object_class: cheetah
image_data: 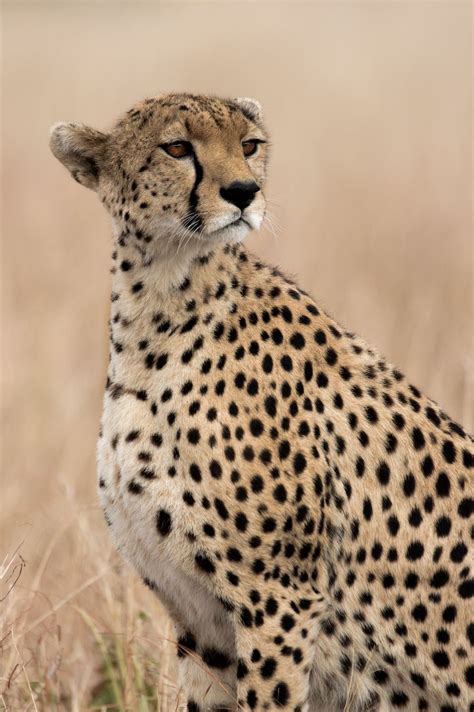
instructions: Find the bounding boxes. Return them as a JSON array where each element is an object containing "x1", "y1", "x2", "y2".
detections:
[{"x1": 50, "y1": 93, "x2": 473, "y2": 712}]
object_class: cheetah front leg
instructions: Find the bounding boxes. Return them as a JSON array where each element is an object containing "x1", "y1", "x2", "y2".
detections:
[
  {"x1": 142, "y1": 566, "x2": 237, "y2": 710},
  {"x1": 176, "y1": 620, "x2": 237, "y2": 712},
  {"x1": 233, "y1": 597, "x2": 316, "y2": 712}
]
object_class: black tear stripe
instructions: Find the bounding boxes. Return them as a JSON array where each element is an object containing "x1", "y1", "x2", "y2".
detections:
[{"x1": 183, "y1": 151, "x2": 204, "y2": 232}]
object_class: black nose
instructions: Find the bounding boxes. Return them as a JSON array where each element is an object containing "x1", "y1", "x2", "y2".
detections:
[{"x1": 220, "y1": 181, "x2": 260, "y2": 211}]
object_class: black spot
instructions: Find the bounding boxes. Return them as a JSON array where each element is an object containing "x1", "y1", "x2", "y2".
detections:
[
  {"x1": 209, "y1": 460, "x2": 222, "y2": 479},
  {"x1": 430, "y1": 569, "x2": 449, "y2": 588},
  {"x1": 317, "y1": 372, "x2": 328, "y2": 388},
  {"x1": 180, "y1": 315, "x2": 198, "y2": 334},
  {"x1": 450, "y1": 542, "x2": 467, "y2": 563},
  {"x1": 187, "y1": 428, "x2": 200, "y2": 444},
  {"x1": 387, "y1": 515, "x2": 400, "y2": 536},
  {"x1": 325, "y1": 348, "x2": 338, "y2": 366},
  {"x1": 314, "y1": 329, "x2": 327, "y2": 345},
  {"x1": 442, "y1": 605, "x2": 457, "y2": 623},
  {"x1": 402, "y1": 473, "x2": 416, "y2": 497},
  {"x1": 293, "y1": 452, "x2": 307, "y2": 474},
  {"x1": 442, "y1": 440, "x2": 456, "y2": 463},
  {"x1": 432, "y1": 650, "x2": 449, "y2": 668},
  {"x1": 390, "y1": 691, "x2": 409, "y2": 707},
  {"x1": 127, "y1": 480, "x2": 143, "y2": 494},
  {"x1": 363, "y1": 498, "x2": 373, "y2": 521},
  {"x1": 435, "y1": 516, "x2": 452, "y2": 537},
  {"x1": 271, "y1": 328, "x2": 283, "y2": 345},
  {"x1": 215, "y1": 498, "x2": 229, "y2": 520},
  {"x1": 412, "y1": 427, "x2": 425, "y2": 450},
  {"x1": 356, "y1": 457, "x2": 365, "y2": 478},
  {"x1": 365, "y1": 406, "x2": 378, "y2": 424},
  {"x1": 459, "y1": 578, "x2": 474, "y2": 599},
  {"x1": 240, "y1": 606, "x2": 253, "y2": 627},
  {"x1": 410, "y1": 672, "x2": 426, "y2": 689},
  {"x1": 340, "y1": 654, "x2": 351, "y2": 675},
  {"x1": 195, "y1": 552, "x2": 215, "y2": 574},
  {"x1": 237, "y1": 659, "x2": 249, "y2": 679},
  {"x1": 156, "y1": 509, "x2": 172, "y2": 536},
  {"x1": 262, "y1": 354, "x2": 274, "y2": 373},
  {"x1": 392, "y1": 412, "x2": 405, "y2": 430},
  {"x1": 235, "y1": 512, "x2": 248, "y2": 532},
  {"x1": 458, "y1": 498, "x2": 473, "y2": 518},
  {"x1": 290, "y1": 332, "x2": 305, "y2": 350},
  {"x1": 465, "y1": 664, "x2": 474, "y2": 686},
  {"x1": 446, "y1": 682, "x2": 461, "y2": 698},
  {"x1": 202, "y1": 647, "x2": 232, "y2": 669},
  {"x1": 183, "y1": 491, "x2": 195, "y2": 506},
  {"x1": 247, "y1": 379, "x2": 259, "y2": 396},
  {"x1": 411, "y1": 603, "x2": 427, "y2": 622},
  {"x1": 251, "y1": 475, "x2": 264, "y2": 493},
  {"x1": 409, "y1": 508, "x2": 422, "y2": 531},
  {"x1": 145, "y1": 435, "x2": 162, "y2": 455},
  {"x1": 373, "y1": 669, "x2": 389, "y2": 684},
  {"x1": 435, "y1": 471, "x2": 450, "y2": 497},
  {"x1": 250, "y1": 419, "x2": 264, "y2": 437},
  {"x1": 281, "y1": 614, "x2": 295, "y2": 631},
  {"x1": 261, "y1": 657, "x2": 277, "y2": 679},
  {"x1": 262, "y1": 517, "x2": 276, "y2": 532},
  {"x1": 177, "y1": 632, "x2": 196, "y2": 657},
  {"x1": 265, "y1": 396, "x2": 277, "y2": 417},
  {"x1": 406, "y1": 541, "x2": 424, "y2": 561},
  {"x1": 462, "y1": 448, "x2": 473, "y2": 468},
  {"x1": 421, "y1": 455, "x2": 434, "y2": 477},
  {"x1": 265, "y1": 597, "x2": 278, "y2": 615},
  {"x1": 376, "y1": 461, "x2": 390, "y2": 486},
  {"x1": 247, "y1": 689, "x2": 258, "y2": 709},
  {"x1": 272, "y1": 682, "x2": 289, "y2": 706},
  {"x1": 227, "y1": 547, "x2": 242, "y2": 562},
  {"x1": 385, "y1": 433, "x2": 398, "y2": 453},
  {"x1": 155, "y1": 353, "x2": 168, "y2": 370}
]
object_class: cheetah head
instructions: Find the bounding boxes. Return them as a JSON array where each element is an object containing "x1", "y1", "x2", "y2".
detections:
[{"x1": 50, "y1": 93, "x2": 268, "y2": 257}]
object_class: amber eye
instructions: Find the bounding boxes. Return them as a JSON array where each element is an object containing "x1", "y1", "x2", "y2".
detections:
[
  {"x1": 242, "y1": 140, "x2": 258, "y2": 157},
  {"x1": 162, "y1": 141, "x2": 192, "y2": 158}
]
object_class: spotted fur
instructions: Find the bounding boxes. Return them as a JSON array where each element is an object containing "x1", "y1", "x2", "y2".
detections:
[{"x1": 50, "y1": 93, "x2": 473, "y2": 712}]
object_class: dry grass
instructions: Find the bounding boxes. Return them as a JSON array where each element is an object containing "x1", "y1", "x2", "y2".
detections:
[
  {"x1": 1, "y1": 2, "x2": 472, "y2": 710},
  {"x1": 1, "y1": 506, "x2": 179, "y2": 711}
]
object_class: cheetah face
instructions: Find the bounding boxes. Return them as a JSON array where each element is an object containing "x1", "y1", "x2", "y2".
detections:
[{"x1": 50, "y1": 93, "x2": 268, "y2": 254}]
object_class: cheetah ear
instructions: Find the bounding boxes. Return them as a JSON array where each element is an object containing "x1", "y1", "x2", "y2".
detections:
[
  {"x1": 49, "y1": 122, "x2": 110, "y2": 191},
  {"x1": 234, "y1": 97, "x2": 263, "y2": 123}
]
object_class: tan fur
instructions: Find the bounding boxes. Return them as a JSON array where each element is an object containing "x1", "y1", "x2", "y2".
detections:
[{"x1": 50, "y1": 93, "x2": 473, "y2": 712}]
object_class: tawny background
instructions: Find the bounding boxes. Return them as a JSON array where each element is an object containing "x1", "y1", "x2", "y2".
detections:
[{"x1": 1, "y1": 2, "x2": 472, "y2": 709}]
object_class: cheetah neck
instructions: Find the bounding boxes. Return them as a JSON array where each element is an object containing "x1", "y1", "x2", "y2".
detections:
[
  {"x1": 110, "y1": 223, "x2": 218, "y2": 291},
  {"x1": 107, "y1": 232, "x2": 247, "y2": 387}
]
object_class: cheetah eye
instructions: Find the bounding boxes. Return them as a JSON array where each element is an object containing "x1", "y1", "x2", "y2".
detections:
[
  {"x1": 161, "y1": 141, "x2": 192, "y2": 159},
  {"x1": 242, "y1": 140, "x2": 259, "y2": 158}
]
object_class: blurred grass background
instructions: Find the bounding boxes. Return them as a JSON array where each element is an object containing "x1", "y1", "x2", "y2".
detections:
[{"x1": 1, "y1": 2, "x2": 472, "y2": 709}]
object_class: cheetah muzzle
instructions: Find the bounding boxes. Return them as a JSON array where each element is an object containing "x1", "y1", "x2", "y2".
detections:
[{"x1": 50, "y1": 93, "x2": 473, "y2": 712}]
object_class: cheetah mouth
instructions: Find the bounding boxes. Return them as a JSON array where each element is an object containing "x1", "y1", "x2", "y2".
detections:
[
  {"x1": 204, "y1": 216, "x2": 251, "y2": 238},
  {"x1": 228, "y1": 216, "x2": 251, "y2": 230}
]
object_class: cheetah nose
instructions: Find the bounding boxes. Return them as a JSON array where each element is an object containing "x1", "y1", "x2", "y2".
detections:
[{"x1": 220, "y1": 181, "x2": 260, "y2": 211}]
